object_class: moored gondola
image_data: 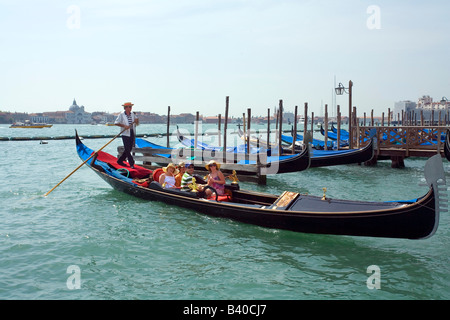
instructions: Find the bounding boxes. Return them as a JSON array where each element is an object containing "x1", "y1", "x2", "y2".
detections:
[
  {"x1": 331, "y1": 124, "x2": 349, "y2": 139},
  {"x1": 186, "y1": 128, "x2": 374, "y2": 168},
  {"x1": 75, "y1": 131, "x2": 447, "y2": 239},
  {"x1": 320, "y1": 124, "x2": 349, "y2": 146},
  {"x1": 444, "y1": 129, "x2": 450, "y2": 161},
  {"x1": 136, "y1": 133, "x2": 311, "y2": 175}
]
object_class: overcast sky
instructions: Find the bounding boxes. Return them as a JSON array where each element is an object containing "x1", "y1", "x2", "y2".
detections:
[{"x1": 1, "y1": 0, "x2": 449, "y2": 117}]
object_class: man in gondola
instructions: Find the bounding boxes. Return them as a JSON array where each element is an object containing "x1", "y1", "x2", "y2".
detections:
[
  {"x1": 115, "y1": 102, "x2": 139, "y2": 168},
  {"x1": 181, "y1": 163, "x2": 212, "y2": 197}
]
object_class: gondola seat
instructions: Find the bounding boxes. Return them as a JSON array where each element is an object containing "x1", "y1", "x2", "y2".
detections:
[
  {"x1": 132, "y1": 179, "x2": 150, "y2": 188},
  {"x1": 92, "y1": 151, "x2": 152, "y2": 179},
  {"x1": 152, "y1": 168, "x2": 164, "y2": 183},
  {"x1": 208, "y1": 195, "x2": 231, "y2": 202}
]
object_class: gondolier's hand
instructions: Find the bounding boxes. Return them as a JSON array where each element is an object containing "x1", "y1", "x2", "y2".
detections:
[{"x1": 116, "y1": 123, "x2": 130, "y2": 130}]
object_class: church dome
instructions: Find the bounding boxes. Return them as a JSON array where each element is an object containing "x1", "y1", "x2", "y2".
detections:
[{"x1": 69, "y1": 98, "x2": 79, "y2": 112}]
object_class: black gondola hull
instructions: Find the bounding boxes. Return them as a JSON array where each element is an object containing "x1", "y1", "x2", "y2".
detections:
[
  {"x1": 309, "y1": 139, "x2": 374, "y2": 168},
  {"x1": 91, "y1": 167, "x2": 437, "y2": 239}
]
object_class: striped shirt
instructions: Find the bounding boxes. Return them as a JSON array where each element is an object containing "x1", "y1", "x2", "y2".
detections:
[
  {"x1": 126, "y1": 113, "x2": 133, "y2": 126},
  {"x1": 114, "y1": 111, "x2": 138, "y2": 137},
  {"x1": 181, "y1": 173, "x2": 193, "y2": 191}
]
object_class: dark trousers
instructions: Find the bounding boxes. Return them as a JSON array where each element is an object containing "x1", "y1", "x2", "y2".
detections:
[{"x1": 118, "y1": 130, "x2": 135, "y2": 166}]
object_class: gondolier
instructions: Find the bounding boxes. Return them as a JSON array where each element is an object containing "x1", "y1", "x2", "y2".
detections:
[{"x1": 115, "y1": 102, "x2": 139, "y2": 168}]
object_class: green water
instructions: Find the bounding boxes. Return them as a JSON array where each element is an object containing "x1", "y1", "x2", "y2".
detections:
[{"x1": 0, "y1": 124, "x2": 449, "y2": 300}]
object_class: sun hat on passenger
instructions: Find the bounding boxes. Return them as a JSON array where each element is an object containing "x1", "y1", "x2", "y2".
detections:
[
  {"x1": 163, "y1": 163, "x2": 179, "y2": 175},
  {"x1": 177, "y1": 161, "x2": 186, "y2": 169},
  {"x1": 205, "y1": 160, "x2": 220, "y2": 171}
]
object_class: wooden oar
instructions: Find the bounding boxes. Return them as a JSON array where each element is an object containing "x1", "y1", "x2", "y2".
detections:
[{"x1": 44, "y1": 128, "x2": 126, "y2": 197}]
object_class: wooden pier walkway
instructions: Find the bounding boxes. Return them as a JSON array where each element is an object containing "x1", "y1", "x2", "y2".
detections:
[{"x1": 355, "y1": 125, "x2": 447, "y2": 167}]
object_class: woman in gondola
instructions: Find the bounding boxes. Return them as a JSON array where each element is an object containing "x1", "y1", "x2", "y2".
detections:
[
  {"x1": 205, "y1": 160, "x2": 226, "y2": 196},
  {"x1": 159, "y1": 163, "x2": 178, "y2": 189}
]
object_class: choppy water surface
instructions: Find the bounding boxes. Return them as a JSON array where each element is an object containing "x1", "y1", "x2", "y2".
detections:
[{"x1": 0, "y1": 124, "x2": 449, "y2": 300}]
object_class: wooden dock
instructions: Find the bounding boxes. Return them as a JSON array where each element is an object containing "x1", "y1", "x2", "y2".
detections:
[{"x1": 355, "y1": 125, "x2": 447, "y2": 167}]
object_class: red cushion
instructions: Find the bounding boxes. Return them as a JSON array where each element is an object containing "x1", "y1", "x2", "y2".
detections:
[
  {"x1": 132, "y1": 180, "x2": 149, "y2": 187},
  {"x1": 152, "y1": 168, "x2": 164, "y2": 183},
  {"x1": 217, "y1": 195, "x2": 230, "y2": 202},
  {"x1": 207, "y1": 195, "x2": 230, "y2": 202},
  {"x1": 92, "y1": 151, "x2": 152, "y2": 179}
]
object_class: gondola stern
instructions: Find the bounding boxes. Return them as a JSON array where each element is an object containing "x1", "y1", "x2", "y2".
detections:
[
  {"x1": 423, "y1": 154, "x2": 448, "y2": 238},
  {"x1": 444, "y1": 129, "x2": 450, "y2": 161}
]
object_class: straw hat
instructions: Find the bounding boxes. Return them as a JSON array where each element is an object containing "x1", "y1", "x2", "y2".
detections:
[
  {"x1": 205, "y1": 160, "x2": 220, "y2": 171},
  {"x1": 122, "y1": 102, "x2": 134, "y2": 107},
  {"x1": 163, "y1": 163, "x2": 179, "y2": 175},
  {"x1": 177, "y1": 161, "x2": 186, "y2": 169}
]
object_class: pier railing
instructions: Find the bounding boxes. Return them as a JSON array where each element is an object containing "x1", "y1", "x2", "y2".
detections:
[{"x1": 356, "y1": 126, "x2": 447, "y2": 157}]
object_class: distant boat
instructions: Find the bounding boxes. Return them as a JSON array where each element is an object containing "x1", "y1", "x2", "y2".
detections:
[
  {"x1": 10, "y1": 121, "x2": 52, "y2": 128},
  {"x1": 105, "y1": 122, "x2": 116, "y2": 126}
]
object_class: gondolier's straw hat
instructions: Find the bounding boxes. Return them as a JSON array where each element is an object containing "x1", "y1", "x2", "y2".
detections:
[
  {"x1": 205, "y1": 160, "x2": 220, "y2": 171},
  {"x1": 122, "y1": 102, "x2": 134, "y2": 107},
  {"x1": 163, "y1": 163, "x2": 179, "y2": 175}
]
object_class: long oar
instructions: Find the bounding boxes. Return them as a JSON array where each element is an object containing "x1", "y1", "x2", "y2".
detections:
[{"x1": 44, "y1": 128, "x2": 126, "y2": 197}]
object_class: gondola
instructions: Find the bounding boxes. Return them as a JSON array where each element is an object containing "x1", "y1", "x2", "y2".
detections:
[
  {"x1": 331, "y1": 124, "x2": 349, "y2": 139},
  {"x1": 444, "y1": 129, "x2": 450, "y2": 161},
  {"x1": 320, "y1": 124, "x2": 349, "y2": 146},
  {"x1": 308, "y1": 140, "x2": 374, "y2": 167},
  {"x1": 223, "y1": 129, "x2": 376, "y2": 168},
  {"x1": 176, "y1": 127, "x2": 263, "y2": 154},
  {"x1": 136, "y1": 134, "x2": 311, "y2": 175},
  {"x1": 76, "y1": 131, "x2": 447, "y2": 239},
  {"x1": 237, "y1": 127, "x2": 284, "y2": 152},
  {"x1": 280, "y1": 132, "x2": 333, "y2": 149},
  {"x1": 10, "y1": 121, "x2": 52, "y2": 128}
]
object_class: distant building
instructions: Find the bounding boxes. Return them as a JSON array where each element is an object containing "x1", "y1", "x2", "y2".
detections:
[
  {"x1": 395, "y1": 95, "x2": 449, "y2": 124},
  {"x1": 394, "y1": 100, "x2": 417, "y2": 117},
  {"x1": 417, "y1": 95, "x2": 448, "y2": 110},
  {"x1": 175, "y1": 113, "x2": 196, "y2": 124},
  {"x1": 283, "y1": 112, "x2": 295, "y2": 124},
  {"x1": 43, "y1": 111, "x2": 68, "y2": 124},
  {"x1": 29, "y1": 113, "x2": 50, "y2": 123},
  {"x1": 134, "y1": 112, "x2": 165, "y2": 124},
  {"x1": 65, "y1": 99, "x2": 92, "y2": 124}
]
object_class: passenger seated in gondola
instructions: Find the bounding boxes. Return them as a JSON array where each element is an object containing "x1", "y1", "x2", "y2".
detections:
[
  {"x1": 159, "y1": 163, "x2": 178, "y2": 189},
  {"x1": 205, "y1": 160, "x2": 226, "y2": 196},
  {"x1": 180, "y1": 163, "x2": 212, "y2": 197},
  {"x1": 175, "y1": 161, "x2": 186, "y2": 188}
]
